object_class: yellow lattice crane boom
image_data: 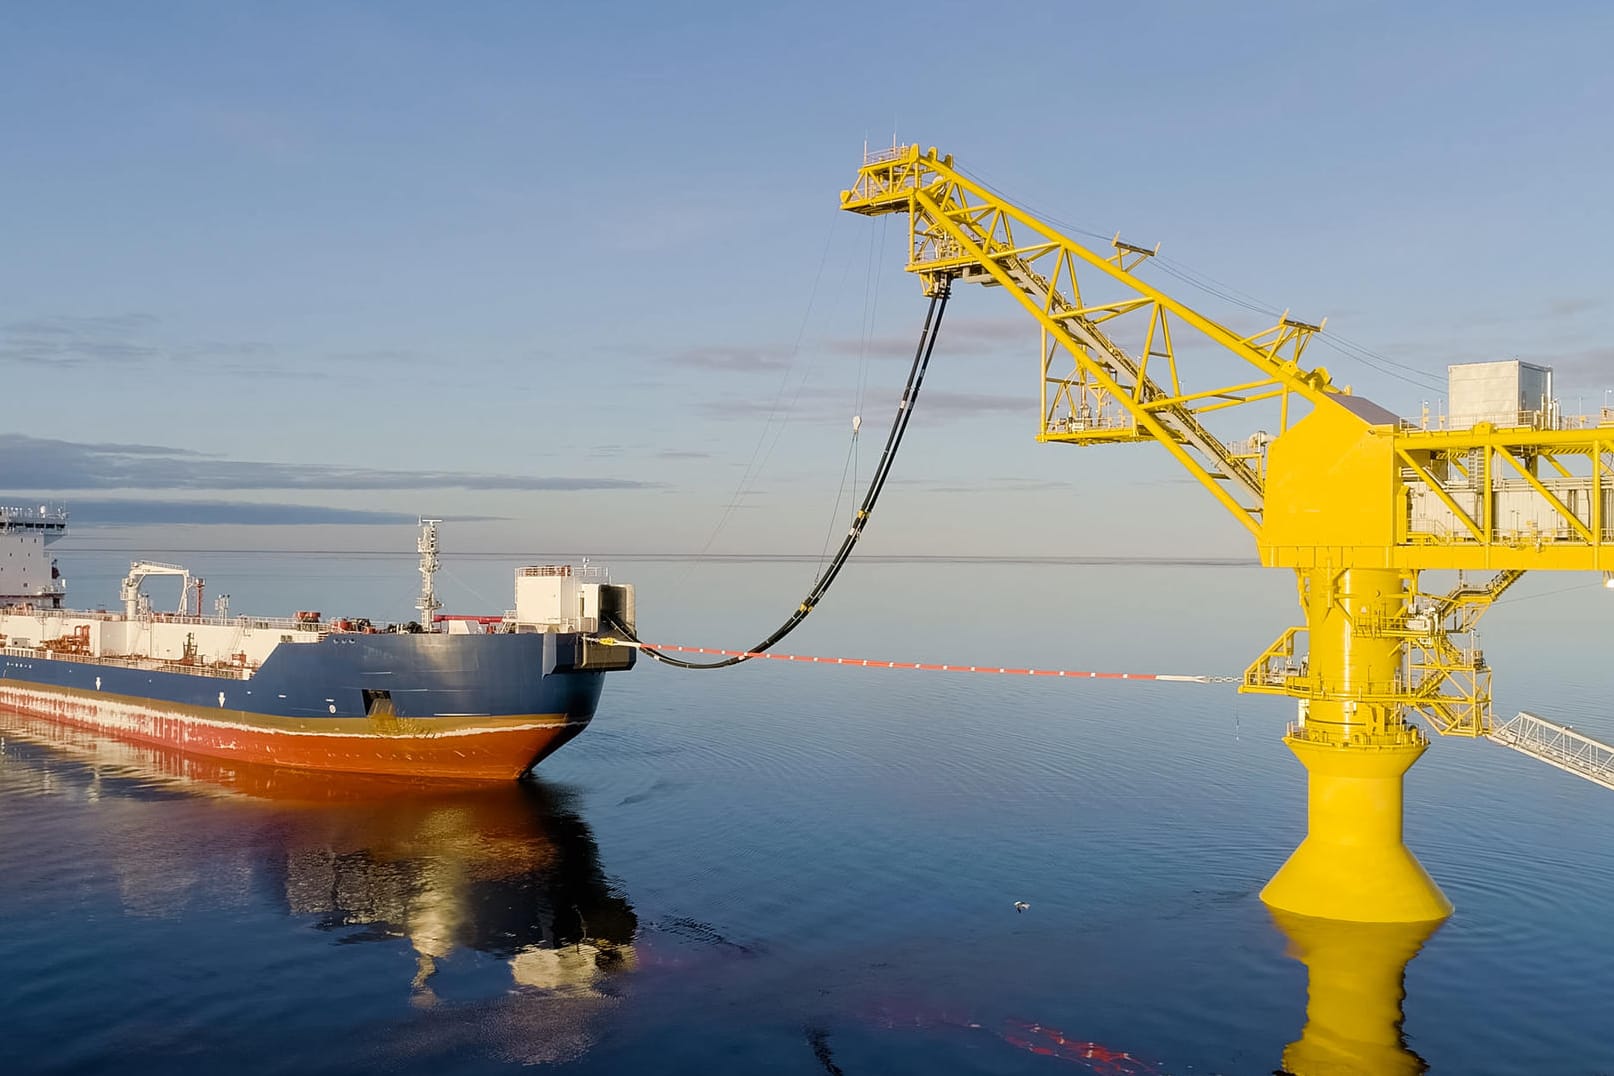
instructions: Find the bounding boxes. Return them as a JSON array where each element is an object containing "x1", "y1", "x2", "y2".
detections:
[{"x1": 842, "y1": 144, "x2": 1612, "y2": 924}]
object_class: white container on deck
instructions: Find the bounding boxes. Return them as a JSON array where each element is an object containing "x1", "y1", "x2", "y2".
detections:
[
  {"x1": 513, "y1": 565, "x2": 607, "y2": 633},
  {"x1": 1447, "y1": 360, "x2": 1554, "y2": 430}
]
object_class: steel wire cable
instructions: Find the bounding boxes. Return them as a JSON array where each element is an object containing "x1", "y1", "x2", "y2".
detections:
[
  {"x1": 813, "y1": 435, "x2": 858, "y2": 582},
  {"x1": 700, "y1": 215, "x2": 843, "y2": 555},
  {"x1": 607, "y1": 282, "x2": 952, "y2": 669},
  {"x1": 1311, "y1": 332, "x2": 1446, "y2": 392}
]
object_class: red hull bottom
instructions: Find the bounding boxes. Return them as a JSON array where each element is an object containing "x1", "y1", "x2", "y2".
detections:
[{"x1": 0, "y1": 683, "x2": 587, "y2": 781}]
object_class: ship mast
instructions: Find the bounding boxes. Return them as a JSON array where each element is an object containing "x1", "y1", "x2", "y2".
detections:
[{"x1": 417, "y1": 518, "x2": 442, "y2": 631}]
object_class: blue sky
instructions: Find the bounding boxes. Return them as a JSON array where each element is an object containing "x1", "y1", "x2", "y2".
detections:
[{"x1": 3, "y1": 1, "x2": 1612, "y2": 557}]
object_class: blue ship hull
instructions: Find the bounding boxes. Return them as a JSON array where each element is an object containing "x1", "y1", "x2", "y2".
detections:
[{"x1": 0, "y1": 632, "x2": 635, "y2": 779}]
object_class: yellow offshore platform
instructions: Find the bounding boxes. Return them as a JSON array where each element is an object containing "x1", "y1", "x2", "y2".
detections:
[{"x1": 841, "y1": 144, "x2": 1612, "y2": 928}]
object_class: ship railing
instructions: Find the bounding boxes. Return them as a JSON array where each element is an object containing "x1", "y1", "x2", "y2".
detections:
[
  {"x1": 5, "y1": 606, "x2": 319, "y2": 632},
  {"x1": 139, "y1": 612, "x2": 320, "y2": 632},
  {"x1": 0, "y1": 646, "x2": 253, "y2": 679},
  {"x1": 1557, "y1": 408, "x2": 1614, "y2": 430},
  {"x1": 863, "y1": 143, "x2": 906, "y2": 165},
  {"x1": 0, "y1": 502, "x2": 68, "y2": 521},
  {"x1": 85, "y1": 654, "x2": 254, "y2": 680},
  {"x1": 515, "y1": 564, "x2": 611, "y2": 581},
  {"x1": 0, "y1": 509, "x2": 69, "y2": 532},
  {"x1": 512, "y1": 616, "x2": 600, "y2": 634}
]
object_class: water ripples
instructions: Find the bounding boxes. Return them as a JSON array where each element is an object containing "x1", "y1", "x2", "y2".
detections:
[{"x1": 6, "y1": 554, "x2": 1614, "y2": 1073}]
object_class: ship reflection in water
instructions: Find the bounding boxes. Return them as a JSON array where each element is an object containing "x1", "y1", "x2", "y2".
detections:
[
  {"x1": 270, "y1": 776, "x2": 638, "y2": 1009},
  {"x1": 5, "y1": 708, "x2": 1451, "y2": 1073},
  {"x1": 1271, "y1": 909, "x2": 1438, "y2": 1076},
  {"x1": 0, "y1": 709, "x2": 637, "y2": 1066}
]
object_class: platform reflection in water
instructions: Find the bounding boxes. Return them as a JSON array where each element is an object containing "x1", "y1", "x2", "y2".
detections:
[{"x1": 1272, "y1": 909, "x2": 1439, "y2": 1076}]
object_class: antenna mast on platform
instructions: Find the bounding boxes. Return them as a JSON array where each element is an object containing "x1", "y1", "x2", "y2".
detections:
[{"x1": 417, "y1": 518, "x2": 442, "y2": 630}]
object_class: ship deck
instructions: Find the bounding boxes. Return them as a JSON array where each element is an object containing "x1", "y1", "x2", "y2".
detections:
[{"x1": 1, "y1": 646, "x2": 253, "y2": 679}]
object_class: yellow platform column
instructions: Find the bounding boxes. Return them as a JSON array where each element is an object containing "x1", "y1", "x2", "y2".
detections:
[
  {"x1": 1260, "y1": 567, "x2": 1453, "y2": 924},
  {"x1": 1270, "y1": 909, "x2": 1439, "y2": 1075}
]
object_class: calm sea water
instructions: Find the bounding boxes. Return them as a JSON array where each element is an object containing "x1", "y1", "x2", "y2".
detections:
[{"x1": 3, "y1": 550, "x2": 1613, "y2": 1075}]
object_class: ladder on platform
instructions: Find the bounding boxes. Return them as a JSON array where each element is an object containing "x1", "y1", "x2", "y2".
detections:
[{"x1": 1490, "y1": 711, "x2": 1614, "y2": 791}]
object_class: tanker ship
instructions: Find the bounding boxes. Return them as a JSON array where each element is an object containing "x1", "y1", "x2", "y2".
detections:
[{"x1": 0, "y1": 508, "x2": 635, "y2": 780}]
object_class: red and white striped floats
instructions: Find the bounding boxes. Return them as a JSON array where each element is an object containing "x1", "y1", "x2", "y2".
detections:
[{"x1": 599, "y1": 638, "x2": 1236, "y2": 684}]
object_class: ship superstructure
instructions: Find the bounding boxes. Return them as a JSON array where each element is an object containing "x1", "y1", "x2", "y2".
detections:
[
  {"x1": 0, "y1": 504, "x2": 68, "y2": 607},
  {"x1": 0, "y1": 512, "x2": 635, "y2": 779}
]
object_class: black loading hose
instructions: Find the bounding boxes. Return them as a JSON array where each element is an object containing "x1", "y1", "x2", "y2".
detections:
[{"x1": 606, "y1": 279, "x2": 953, "y2": 669}]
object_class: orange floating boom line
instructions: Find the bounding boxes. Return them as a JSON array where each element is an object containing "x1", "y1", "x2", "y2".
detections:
[{"x1": 595, "y1": 638, "x2": 1235, "y2": 684}]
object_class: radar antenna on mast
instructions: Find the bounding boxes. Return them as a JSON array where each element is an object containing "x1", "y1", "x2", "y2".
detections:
[{"x1": 417, "y1": 518, "x2": 443, "y2": 631}]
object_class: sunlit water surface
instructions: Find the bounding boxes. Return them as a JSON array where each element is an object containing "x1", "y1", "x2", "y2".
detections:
[{"x1": 3, "y1": 551, "x2": 1613, "y2": 1075}]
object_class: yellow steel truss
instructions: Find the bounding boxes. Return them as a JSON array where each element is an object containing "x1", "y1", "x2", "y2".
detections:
[
  {"x1": 841, "y1": 145, "x2": 1611, "y2": 573},
  {"x1": 1244, "y1": 569, "x2": 1524, "y2": 737},
  {"x1": 842, "y1": 144, "x2": 1609, "y2": 922},
  {"x1": 843, "y1": 144, "x2": 1339, "y2": 536}
]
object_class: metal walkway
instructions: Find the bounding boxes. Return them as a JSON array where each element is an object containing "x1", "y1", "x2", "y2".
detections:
[{"x1": 1490, "y1": 711, "x2": 1614, "y2": 791}]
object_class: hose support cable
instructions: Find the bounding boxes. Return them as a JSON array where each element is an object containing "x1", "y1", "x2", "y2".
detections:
[{"x1": 606, "y1": 281, "x2": 953, "y2": 669}]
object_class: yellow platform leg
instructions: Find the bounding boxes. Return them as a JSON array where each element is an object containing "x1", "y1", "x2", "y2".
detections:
[
  {"x1": 1271, "y1": 909, "x2": 1439, "y2": 1076},
  {"x1": 1260, "y1": 568, "x2": 1453, "y2": 924}
]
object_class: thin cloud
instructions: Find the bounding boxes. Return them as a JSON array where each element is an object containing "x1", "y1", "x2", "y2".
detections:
[
  {"x1": 1466, "y1": 295, "x2": 1610, "y2": 329},
  {"x1": 908, "y1": 476, "x2": 1072, "y2": 495},
  {"x1": 5, "y1": 313, "x2": 159, "y2": 336},
  {"x1": 1535, "y1": 346, "x2": 1614, "y2": 383},
  {"x1": 1, "y1": 313, "x2": 281, "y2": 371},
  {"x1": 1548, "y1": 297, "x2": 1606, "y2": 318},
  {"x1": 2, "y1": 314, "x2": 162, "y2": 366},
  {"x1": 1, "y1": 435, "x2": 659, "y2": 493},
  {"x1": 171, "y1": 339, "x2": 278, "y2": 371},
  {"x1": 658, "y1": 448, "x2": 713, "y2": 460},
  {"x1": 322, "y1": 347, "x2": 432, "y2": 366},
  {"x1": 697, "y1": 385, "x2": 1023, "y2": 422},
  {"x1": 824, "y1": 316, "x2": 1029, "y2": 359},
  {"x1": 62, "y1": 439, "x2": 210, "y2": 458},
  {"x1": 916, "y1": 390, "x2": 1028, "y2": 417},
  {"x1": 697, "y1": 393, "x2": 819, "y2": 420},
  {"x1": 659, "y1": 318, "x2": 1027, "y2": 375},
  {"x1": 45, "y1": 499, "x2": 423, "y2": 527},
  {"x1": 669, "y1": 345, "x2": 793, "y2": 373}
]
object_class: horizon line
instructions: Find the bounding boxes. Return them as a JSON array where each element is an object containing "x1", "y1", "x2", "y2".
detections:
[{"x1": 52, "y1": 546, "x2": 1259, "y2": 566}]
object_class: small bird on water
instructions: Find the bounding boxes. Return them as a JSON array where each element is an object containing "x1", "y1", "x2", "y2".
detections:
[{"x1": 1014, "y1": 901, "x2": 1030, "y2": 913}]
